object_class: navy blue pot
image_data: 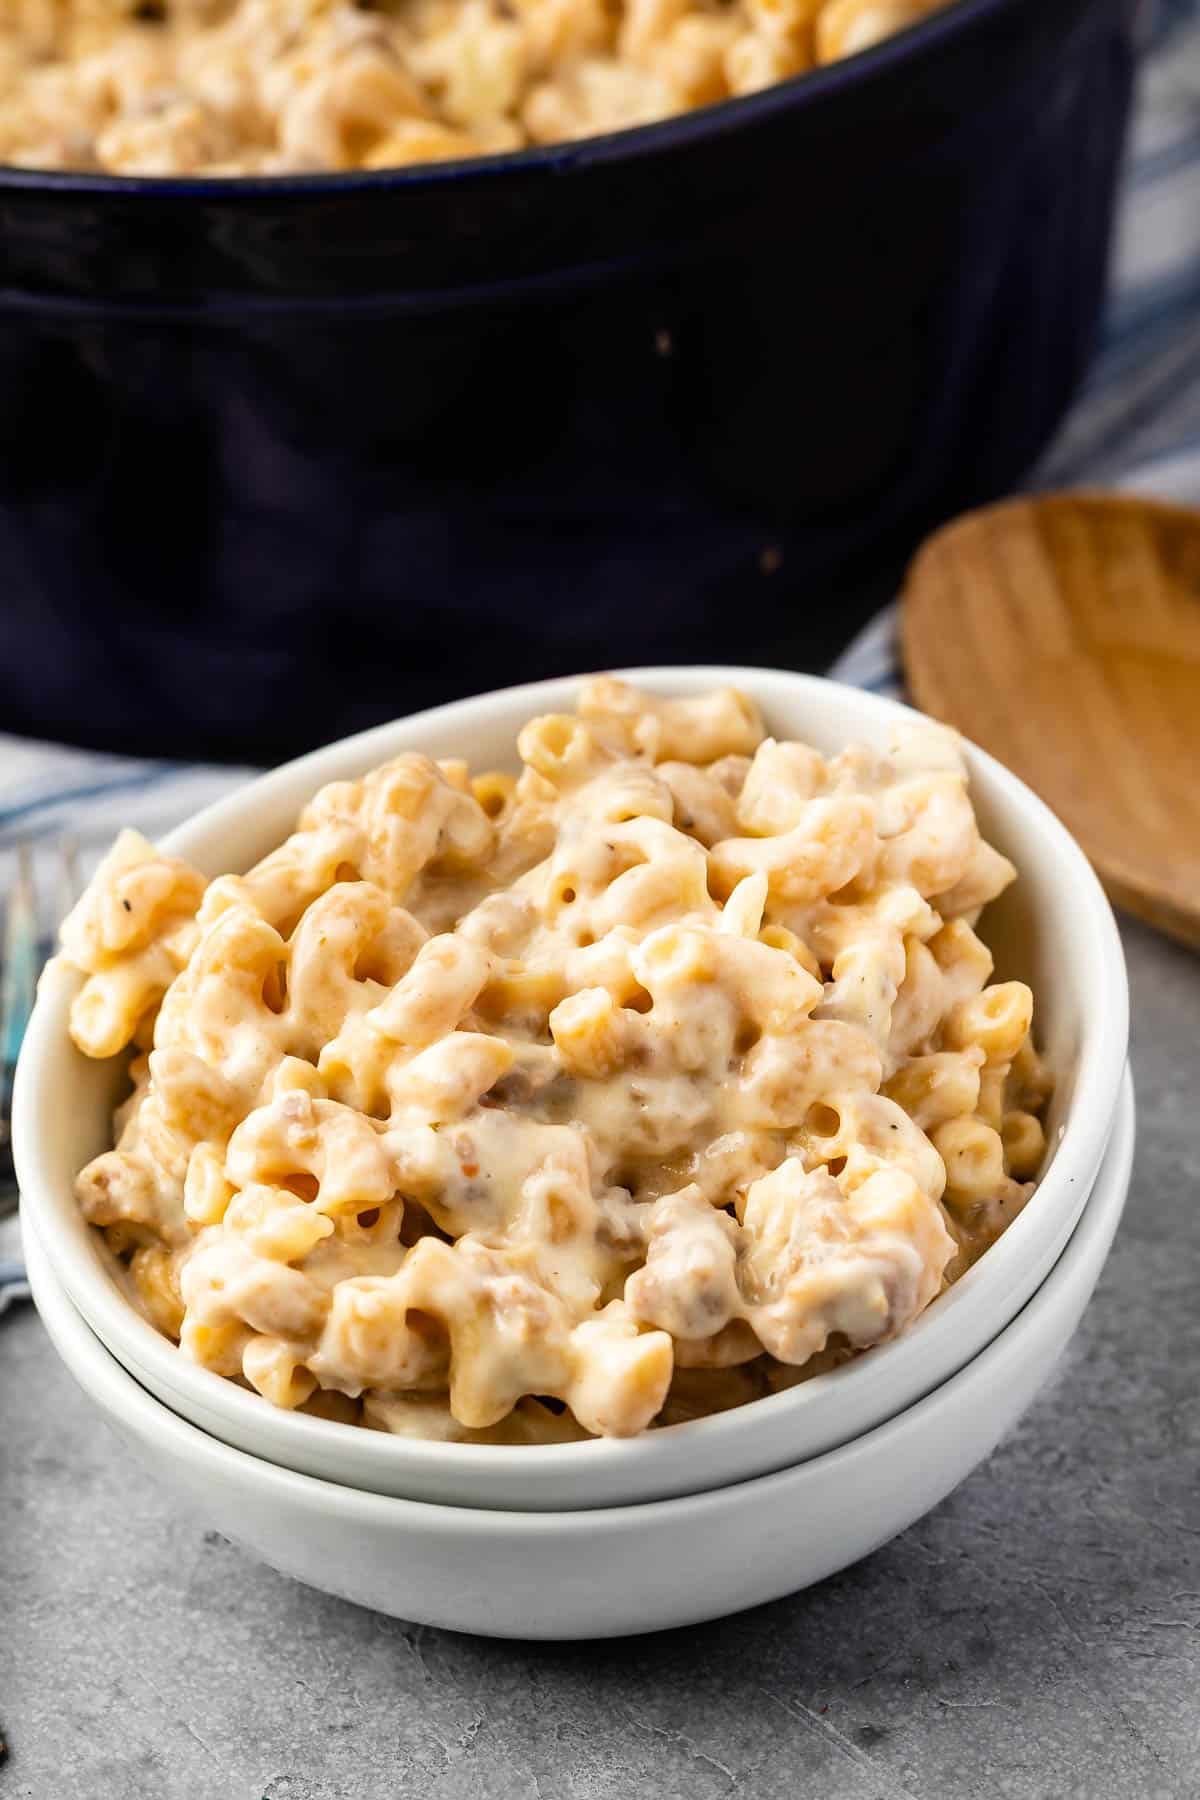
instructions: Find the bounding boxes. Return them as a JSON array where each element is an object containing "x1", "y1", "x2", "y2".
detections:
[{"x1": 0, "y1": 0, "x2": 1136, "y2": 760}]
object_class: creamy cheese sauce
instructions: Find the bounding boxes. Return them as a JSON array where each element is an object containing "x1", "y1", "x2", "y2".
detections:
[{"x1": 61, "y1": 678, "x2": 1051, "y2": 1439}]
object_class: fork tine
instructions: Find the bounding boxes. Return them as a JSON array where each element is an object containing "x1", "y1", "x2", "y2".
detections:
[
  {"x1": 2, "y1": 836, "x2": 85, "y2": 1206},
  {"x1": 56, "y1": 833, "x2": 82, "y2": 936},
  {"x1": 1, "y1": 842, "x2": 40, "y2": 1191},
  {"x1": 2, "y1": 843, "x2": 38, "y2": 1071}
]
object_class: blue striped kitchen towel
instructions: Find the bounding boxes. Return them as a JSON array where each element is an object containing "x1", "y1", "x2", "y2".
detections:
[{"x1": 3, "y1": 0, "x2": 1200, "y2": 1307}]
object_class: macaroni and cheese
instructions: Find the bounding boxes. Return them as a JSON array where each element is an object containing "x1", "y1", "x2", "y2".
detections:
[
  {"x1": 61, "y1": 679, "x2": 1051, "y2": 1441},
  {"x1": 0, "y1": 0, "x2": 954, "y2": 175}
]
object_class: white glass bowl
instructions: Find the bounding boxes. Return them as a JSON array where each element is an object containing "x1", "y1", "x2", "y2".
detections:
[
  {"x1": 15, "y1": 667, "x2": 1130, "y2": 1509},
  {"x1": 23, "y1": 1070, "x2": 1134, "y2": 1639}
]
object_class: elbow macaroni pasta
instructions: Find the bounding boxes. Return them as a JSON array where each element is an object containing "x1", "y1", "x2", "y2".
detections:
[
  {"x1": 62, "y1": 679, "x2": 1052, "y2": 1441},
  {"x1": 1, "y1": 0, "x2": 954, "y2": 175}
]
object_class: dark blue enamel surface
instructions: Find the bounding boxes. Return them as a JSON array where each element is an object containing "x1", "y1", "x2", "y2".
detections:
[{"x1": 0, "y1": 0, "x2": 1136, "y2": 759}]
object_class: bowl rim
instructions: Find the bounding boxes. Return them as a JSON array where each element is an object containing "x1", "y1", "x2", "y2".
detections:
[
  {"x1": 21, "y1": 1065, "x2": 1134, "y2": 1530},
  {"x1": 0, "y1": 0, "x2": 1012, "y2": 201},
  {"x1": 14, "y1": 664, "x2": 1130, "y2": 1492}
]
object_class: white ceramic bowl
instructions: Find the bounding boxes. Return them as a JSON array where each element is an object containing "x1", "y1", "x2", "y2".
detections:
[
  {"x1": 15, "y1": 667, "x2": 1129, "y2": 1510},
  {"x1": 23, "y1": 1069, "x2": 1134, "y2": 1640}
]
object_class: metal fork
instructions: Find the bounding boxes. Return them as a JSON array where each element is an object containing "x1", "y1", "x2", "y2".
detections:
[{"x1": 0, "y1": 836, "x2": 81, "y2": 1217}]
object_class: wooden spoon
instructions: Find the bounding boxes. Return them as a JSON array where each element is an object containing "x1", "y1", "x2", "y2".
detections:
[{"x1": 901, "y1": 491, "x2": 1200, "y2": 949}]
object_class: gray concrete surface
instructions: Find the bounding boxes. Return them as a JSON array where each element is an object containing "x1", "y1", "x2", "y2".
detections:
[{"x1": 2, "y1": 915, "x2": 1198, "y2": 1800}]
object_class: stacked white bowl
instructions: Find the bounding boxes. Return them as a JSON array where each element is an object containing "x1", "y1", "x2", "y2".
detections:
[{"x1": 15, "y1": 669, "x2": 1133, "y2": 1639}]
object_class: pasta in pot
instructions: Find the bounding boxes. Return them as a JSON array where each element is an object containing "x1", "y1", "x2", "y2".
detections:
[
  {"x1": 59, "y1": 678, "x2": 1052, "y2": 1441},
  {"x1": 0, "y1": 0, "x2": 955, "y2": 175}
]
